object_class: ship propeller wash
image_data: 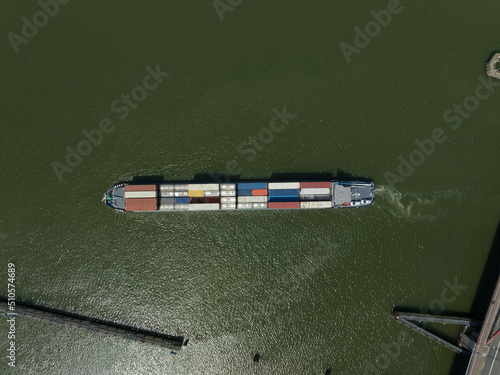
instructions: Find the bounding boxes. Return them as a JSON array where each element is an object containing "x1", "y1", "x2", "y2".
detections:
[{"x1": 102, "y1": 180, "x2": 375, "y2": 212}]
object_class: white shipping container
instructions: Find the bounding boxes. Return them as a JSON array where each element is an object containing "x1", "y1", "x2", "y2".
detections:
[
  {"x1": 160, "y1": 191, "x2": 175, "y2": 197},
  {"x1": 159, "y1": 204, "x2": 174, "y2": 210},
  {"x1": 237, "y1": 196, "x2": 267, "y2": 203},
  {"x1": 253, "y1": 203, "x2": 267, "y2": 208},
  {"x1": 220, "y1": 183, "x2": 236, "y2": 190},
  {"x1": 268, "y1": 182, "x2": 300, "y2": 189},
  {"x1": 188, "y1": 183, "x2": 219, "y2": 190},
  {"x1": 124, "y1": 191, "x2": 157, "y2": 199},
  {"x1": 299, "y1": 188, "x2": 331, "y2": 195},
  {"x1": 188, "y1": 203, "x2": 220, "y2": 211},
  {"x1": 174, "y1": 204, "x2": 189, "y2": 210},
  {"x1": 237, "y1": 203, "x2": 253, "y2": 209},
  {"x1": 221, "y1": 197, "x2": 236, "y2": 203},
  {"x1": 160, "y1": 184, "x2": 175, "y2": 191},
  {"x1": 175, "y1": 184, "x2": 188, "y2": 190},
  {"x1": 221, "y1": 190, "x2": 236, "y2": 197},
  {"x1": 174, "y1": 191, "x2": 189, "y2": 197},
  {"x1": 300, "y1": 201, "x2": 332, "y2": 209},
  {"x1": 221, "y1": 203, "x2": 236, "y2": 209},
  {"x1": 204, "y1": 190, "x2": 220, "y2": 197}
]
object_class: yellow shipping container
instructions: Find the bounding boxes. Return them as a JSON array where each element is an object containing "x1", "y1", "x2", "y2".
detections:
[{"x1": 188, "y1": 190, "x2": 204, "y2": 197}]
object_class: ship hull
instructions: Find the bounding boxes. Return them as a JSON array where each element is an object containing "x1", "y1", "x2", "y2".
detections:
[{"x1": 102, "y1": 181, "x2": 375, "y2": 212}]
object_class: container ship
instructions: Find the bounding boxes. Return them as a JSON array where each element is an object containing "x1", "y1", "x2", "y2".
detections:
[{"x1": 103, "y1": 180, "x2": 374, "y2": 212}]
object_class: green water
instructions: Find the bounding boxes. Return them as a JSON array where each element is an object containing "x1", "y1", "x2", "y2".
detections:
[{"x1": 1, "y1": 1, "x2": 500, "y2": 374}]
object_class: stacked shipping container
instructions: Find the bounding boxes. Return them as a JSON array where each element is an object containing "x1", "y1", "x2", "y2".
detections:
[
  {"x1": 265, "y1": 182, "x2": 333, "y2": 209},
  {"x1": 159, "y1": 183, "x2": 221, "y2": 210},
  {"x1": 237, "y1": 182, "x2": 268, "y2": 209},
  {"x1": 124, "y1": 185, "x2": 158, "y2": 211},
  {"x1": 187, "y1": 184, "x2": 219, "y2": 211},
  {"x1": 267, "y1": 182, "x2": 300, "y2": 209},
  {"x1": 220, "y1": 183, "x2": 236, "y2": 210},
  {"x1": 298, "y1": 181, "x2": 332, "y2": 208},
  {"x1": 123, "y1": 181, "x2": 336, "y2": 211}
]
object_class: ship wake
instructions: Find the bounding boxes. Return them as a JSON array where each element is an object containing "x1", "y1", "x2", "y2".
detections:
[{"x1": 374, "y1": 185, "x2": 464, "y2": 221}]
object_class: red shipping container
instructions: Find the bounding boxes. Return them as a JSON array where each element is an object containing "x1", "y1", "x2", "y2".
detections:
[
  {"x1": 190, "y1": 197, "x2": 220, "y2": 204},
  {"x1": 268, "y1": 202, "x2": 300, "y2": 209},
  {"x1": 125, "y1": 184, "x2": 157, "y2": 192},
  {"x1": 205, "y1": 197, "x2": 220, "y2": 203},
  {"x1": 125, "y1": 198, "x2": 158, "y2": 211},
  {"x1": 300, "y1": 181, "x2": 331, "y2": 188},
  {"x1": 252, "y1": 189, "x2": 268, "y2": 196}
]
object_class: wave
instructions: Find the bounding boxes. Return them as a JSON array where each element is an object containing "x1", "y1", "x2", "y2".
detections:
[{"x1": 374, "y1": 185, "x2": 465, "y2": 221}]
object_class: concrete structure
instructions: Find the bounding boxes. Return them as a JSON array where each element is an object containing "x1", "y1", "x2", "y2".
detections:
[
  {"x1": 0, "y1": 301, "x2": 186, "y2": 351},
  {"x1": 392, "y1": 312, "x2": 481, "y2": 355},
  {"x1": 466, "y1": 274, "x2": 500, "y2": 375},
  {"x1": 486, "y1": 53, "x2": 500, "y2": 80}
]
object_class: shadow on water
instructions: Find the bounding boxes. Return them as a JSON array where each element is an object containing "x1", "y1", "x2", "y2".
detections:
[
  {"x1": 130, "y1": 175, "x2": 166, "y2": 184},
  {"x1": 392, "y1": 306, "x2": 474, "y2": 320},
  {"x1": 128, "y1": 169, "x2": 374, "y2": 184},
  {"x1": 391, "y1": 306, "x2": 479, "y2": 357},
  {"x1": 270, "y1": 170, "x2": 373, "y2": 183},
  {"x1": 0, "y1": 297, "x2": 185, "y2": 346},
  {"x1": 391, "y1": 219, "x2": 500, "y2": 374},
  {"x1": 448, "y1": 219, "x2": 500, "y2": 375}
]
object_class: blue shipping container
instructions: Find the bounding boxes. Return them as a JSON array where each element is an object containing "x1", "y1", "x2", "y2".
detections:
[
  {"x1": 268, "y1": 189, "x2": 300, "y2": 196},
  {"x1": 237, "y1": 189, "x2": 253, "y2": 196},
  {"x1": 268, "y1": 196, "x2": 299, "y2": 202},
  {"x1": 237, "y1": 182, "x2": 267, "y2": 189},
  {"x1": 175, "y1": 197, "x2": 189, "y2": 204}
]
